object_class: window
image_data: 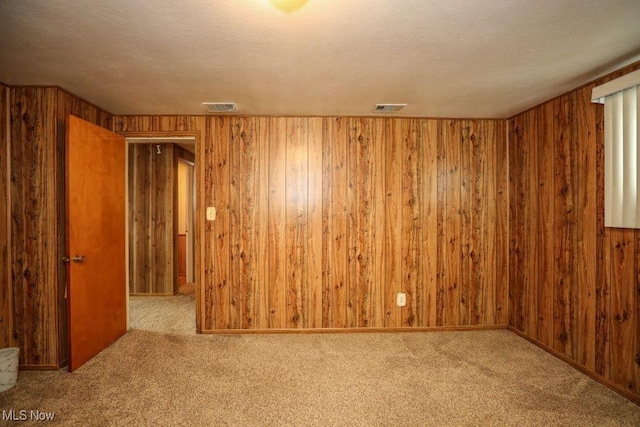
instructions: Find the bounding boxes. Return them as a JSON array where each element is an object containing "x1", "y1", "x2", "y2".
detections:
[{"x1": 592, "y1": 69, "x2": 640, "y2": 228}]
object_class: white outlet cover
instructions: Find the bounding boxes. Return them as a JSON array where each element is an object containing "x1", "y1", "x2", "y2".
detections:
[
  {"x1": 397, "y1": 293, "x2": 406, "y2": 307},
  {"x1": 206, "y1": 207, "x2": 216, "y2": 221}
]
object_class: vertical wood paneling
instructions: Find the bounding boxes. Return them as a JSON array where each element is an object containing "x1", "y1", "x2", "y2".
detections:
[
  {"x1": 307, "y1": 118, "x2": 323, "y2": 328},
  {"x1": 353, "y1": 118, "x2": 379, "y2": 327},
  {"x1": 459, "y1": 121, "x2": 471, "y2": 326},
  {"x1": 385, "y1": 120, "x2": 402, "y2": 327},
  {"x1": 229, "y1": 119, "x2": 242, "y2": 329},
  {"x1": 553, "y1": 94, "x2": 575, "y2": 358},
  {"x1": 112, "y1": 115, "x2": 509, "y2": 334},
  {"x1": 422, "y1": 120, "x2": 439, "y2": 327},
  {"x1": 509, "y1": 115, "x2": 524, "y2": 331},
  {"x1": 595, "y1": 104, "x2": 610, "y2": 379},
  {"x1": 128, "y1": 143, "x2": 175, "y2": 295},
  {"x1": 484, "y1": 121, "x2": 497, "y2": 325},
  {"x1": 444, "y1": 120, "x2": 461, "y2": 326},
  {"x1": 256, "y1": 118, "x2": 270, "y2": 330},
  {"x1": 231, "y1": 117, "x2": 258, "y2": 329},
  {"x1": 468, "y1": 120, "x2": 488, "y2": 325},
  {"x1": 0, "y1": 84, "x2": 12, "y2": 349},
  {"x1": 268, "y1": 118, "x2": 286, "y2": 329},
  {"x1": 326, "y1": 118, "x2": 348, "y2": 328},
  {"x1": 537, "y1": 103, "x2": 555, "y2": 347},
  {"x1": 209, "y1": 117, "x2": 229, "y2": 329},
  {"x1": 401, "y1": 119, "x2": 422, "y2": 327},
  {"x1": 285, "y1": 118, "x2": 307, "y2": 328},
  {"x1": 610, "y1": 229, "x2": 635, "y2": 391},
  {"x1": 372, "y1": 119, "x2": 386, "y2": 328},
  {"x1": 10, "y1": 88, "x2": 58, "y2": 366},
  {"x1": 576, "y1": 86, "x2": 597, "y2": 370},
  {"x1": 495, "y1": 120, "x2": 509, "y2": 325},
  {"x1": 436, "y1": 121, "x2": 447, "y2": 326},
  {"x1": 508, "y1": 61, "x2": 640, "y2": 402},
  {"x1": 526, "y1": 112, "x2": 539, "y2": 339}
]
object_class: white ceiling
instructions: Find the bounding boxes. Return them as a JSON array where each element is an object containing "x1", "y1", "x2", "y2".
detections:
[{"x1": 1, "y1": 0, "x2": 639, "y2": 118}]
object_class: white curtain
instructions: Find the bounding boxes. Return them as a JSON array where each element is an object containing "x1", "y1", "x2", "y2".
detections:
[{"x1": 595, "y1": 71, "x2": 640, "y2": 228}]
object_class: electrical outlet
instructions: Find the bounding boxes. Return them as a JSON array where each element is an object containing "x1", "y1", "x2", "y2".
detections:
[
  {"x1": 397, "y1": 292, "x2": 406, "y2": 307},
  {"x1": 206, "y1": 207, "x2": 216, "y2": 221}
]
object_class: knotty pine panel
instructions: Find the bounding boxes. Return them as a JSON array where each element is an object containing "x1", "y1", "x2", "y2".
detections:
[
  {"x1": 115, "y1": 115, "x2": 509, "y2": 332},
  {"x1": 128, "y1": 143, "x2": 189, "y2": 295},
  {"x1": 0, "y1": 83, "x2": 12, "y2": 349},
  {"x1": 10, "y1": 87, "x2": 59, "y2": 366},
  {"x1": 8, "y1": 87, "x2": 109, "y2": 367},
  {"x1": 508, "y1": 61, "x2": 640, "y2": 400}
]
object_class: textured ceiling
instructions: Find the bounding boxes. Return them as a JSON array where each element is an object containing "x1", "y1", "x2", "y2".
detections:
[{"x1": 1, "y1": 0, "x2": 639, "y2": 118}]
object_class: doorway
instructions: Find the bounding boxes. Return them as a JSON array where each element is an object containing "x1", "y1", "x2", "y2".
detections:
[{"x1": 125, "y1": 136, "x2": 197, "y2": 333}]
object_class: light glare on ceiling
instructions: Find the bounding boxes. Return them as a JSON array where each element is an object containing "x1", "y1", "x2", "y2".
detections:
[{"x1": 269, "y1": 0, "x2": 308, "y2": 13}]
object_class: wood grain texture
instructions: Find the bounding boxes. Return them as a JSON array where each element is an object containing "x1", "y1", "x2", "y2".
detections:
[
  {"x1": 494, "y1": 120, "x2": 509, "y2": 325},
  {"x1": 212, "y1": 117, "x2": 231, "y2": 329},
  {"x1": 113, "y1": 116, "x2": 205, "y2": 332},
  {"x1": 128, "y1": 143, "x2": 176, "y2": 295},
  {"x1": 10, "y1": 88, "x2": 60, "y2": 367},
  {"x1": 443, "y1": 120, "x2": 462, "y2": 326},
  {"x1": 0, "y1": 84, "x2": 12, "y2": 349},
  {"x1": 422, "y1": 120, "x2": 439, "y2": 327},
  {"x1": 112, "y1": 116, "x2": 509, "y2": 335},
  {"x1": 327, "y1": 118, "x2": 348, "y2": 328},
  {"x1": 508, "y1": 61, "x2": 640, "y2": 400},
  {"x1": 56, "y1": 90, "x2": 113, "y2": 365},
  {"x1": 307, "y1": 118, "x2": 323, "y2": 329},
  {"x1": 6, "y1": 87, "x2": 112, "y2": 367},
  {"x1": 385, "y1": 119, "x2": 403, "y2": 327}
]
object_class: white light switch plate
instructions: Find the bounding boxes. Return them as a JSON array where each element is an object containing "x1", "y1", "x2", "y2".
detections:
[
  {"x1": 397, "y1": 293, "x2": 406, "y2": 307},
  {"x1": 206, "y1": 207, "x2": 216, "y2": 221}
]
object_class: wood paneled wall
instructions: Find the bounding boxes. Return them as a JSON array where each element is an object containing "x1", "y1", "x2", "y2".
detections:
[
  {"x1": 508, "y1": 61, "x2": 640, "y2": 400},
  {"x1": 115, "y1": 116, "x2": 509, "y2": 331},
  {"x1": 0, "y1": 83, "x2": 12, "y2": 349},
  {"x1": 128, "y1": 143, "x2": 194, "y2": 294},
  {"x1": 6, "y1": 87, "x2": 111, "y2": 367},
  {"x1": 129, "y1": 143, "x2": 175, "y2": 294}
]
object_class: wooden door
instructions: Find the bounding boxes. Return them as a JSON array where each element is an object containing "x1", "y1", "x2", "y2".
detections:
[{"x1": 66, "y1": 115, "x2": 126, "y2": 372}]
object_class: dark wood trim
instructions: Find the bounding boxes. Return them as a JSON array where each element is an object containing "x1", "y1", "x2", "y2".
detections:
[
  {"x1": 200, "y1": 324, "x2": 509, "y2": 334},
  {"x1": 508, "y1": 326, "x2": 640, "y2": 406}
]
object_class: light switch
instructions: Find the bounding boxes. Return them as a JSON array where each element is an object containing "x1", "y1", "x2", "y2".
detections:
[{"x1": 206, "y1": 207, "x2": 216, "y2": 221}]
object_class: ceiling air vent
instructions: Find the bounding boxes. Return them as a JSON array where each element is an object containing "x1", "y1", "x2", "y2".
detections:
[
  {"x1": 373, "y1": 103, "x2": 406, "y2": 113},
  {"x1": 203, "y1": 102, "x2": 237, "y2": 113}
]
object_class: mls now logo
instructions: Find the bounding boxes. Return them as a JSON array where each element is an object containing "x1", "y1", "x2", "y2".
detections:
[{"x1": 2, "y1": 409, "x2": 55, "y2": 421}]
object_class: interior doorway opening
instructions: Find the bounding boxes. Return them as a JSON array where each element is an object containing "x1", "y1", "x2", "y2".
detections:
[{"x1": 125, "y1": 136, "x2": 197, "y2": 332}]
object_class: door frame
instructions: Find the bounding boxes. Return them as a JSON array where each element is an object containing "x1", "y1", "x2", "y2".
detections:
[
  {"x1": 119, "y1": 131, "x2": 201, "y2": 332},
  {"x1": 177, "y1": 158, "x2": 196, "y2": 284}
]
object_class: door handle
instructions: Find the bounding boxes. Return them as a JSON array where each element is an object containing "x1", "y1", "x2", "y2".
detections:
[{"x1": 72, "y1": 255, "x2": 86, "y2": 263}]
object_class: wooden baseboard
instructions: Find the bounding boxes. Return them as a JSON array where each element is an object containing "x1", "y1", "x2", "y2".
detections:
[
  {"x1": 200, "y1": 324, "x2": 508, "y2": 335},
  {"x1": 19, "y1": 364, "x2": 59, "y2": 371},
  {"x1": 129, "y1": 293, "x2": 175, "y2": 297},
  {"x1": 507, "y1": 326, "x2": 640, "y2": 406}
]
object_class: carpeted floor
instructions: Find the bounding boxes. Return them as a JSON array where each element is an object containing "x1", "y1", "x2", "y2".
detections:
[{"x1": 2, "y1": 296, "x2": 639, "y2": 426}]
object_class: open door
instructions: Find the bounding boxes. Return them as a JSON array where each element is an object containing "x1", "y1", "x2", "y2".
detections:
[{"x1": 66, "y1": 115, "x2": 127, "y2": 372}]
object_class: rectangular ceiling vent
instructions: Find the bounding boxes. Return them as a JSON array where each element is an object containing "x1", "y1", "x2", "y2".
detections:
[
  {"x1": 373, "y1": 103, "x2": 406, "y2": 113},
  {"x1": 203, "y1": 102, "x2": 237, "y2": 113}
]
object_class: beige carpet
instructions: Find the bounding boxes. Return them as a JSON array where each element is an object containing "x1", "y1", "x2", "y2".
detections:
[{"x1": 2, "y1": 297, "x2": 639, "y2": 426}]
